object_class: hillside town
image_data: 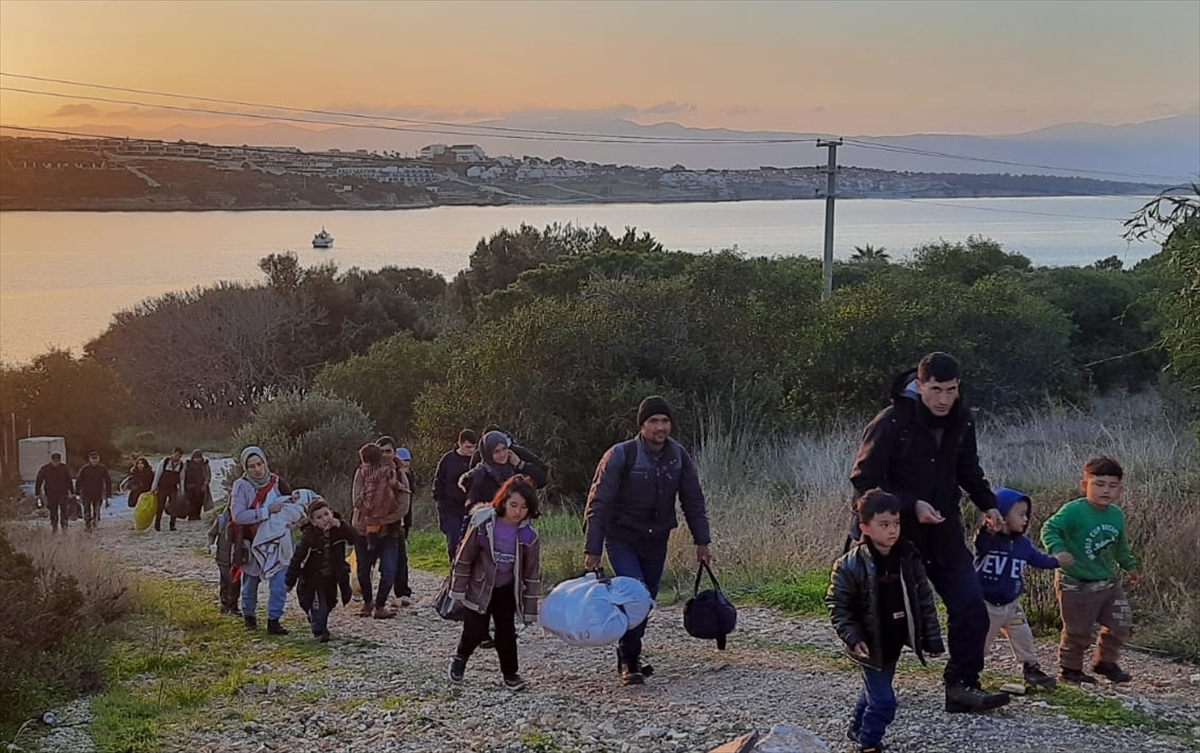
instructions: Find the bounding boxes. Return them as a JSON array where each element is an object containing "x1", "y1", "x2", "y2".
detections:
[{"x1": 0, "y1": 134, "x2": 1166, "y2": 211}]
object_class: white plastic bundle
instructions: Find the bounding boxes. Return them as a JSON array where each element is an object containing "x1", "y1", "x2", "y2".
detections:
[{"x1": 538, "y1": 573, "x2": 654, "y2": 646}]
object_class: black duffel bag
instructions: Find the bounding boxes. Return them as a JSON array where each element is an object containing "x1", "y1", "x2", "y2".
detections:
[{"x1": 683, "y1": 562, "x2": 738, "y2": 650}]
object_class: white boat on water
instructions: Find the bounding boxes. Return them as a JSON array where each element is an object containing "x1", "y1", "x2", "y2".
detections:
[{"x1": 312, "y1": 227, "x2": 334, "y2": 248}]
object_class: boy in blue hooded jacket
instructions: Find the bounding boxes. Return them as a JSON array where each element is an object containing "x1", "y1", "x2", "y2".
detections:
[{"x1": 974, "y1": 486, "x2": 1073, "y2": 689}]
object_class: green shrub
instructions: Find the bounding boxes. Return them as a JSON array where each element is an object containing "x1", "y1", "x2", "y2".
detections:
[{"x1": 230, "y1": 392, "x2": 375, "y2": 495}]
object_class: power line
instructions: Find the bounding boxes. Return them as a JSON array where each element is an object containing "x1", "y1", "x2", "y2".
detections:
[
  {"x1": 0, "y1": 73, "x2": 816, "y2": 146},
  {"x1": 842, "y1": 137, "x2": 1194, "y2": 183}
]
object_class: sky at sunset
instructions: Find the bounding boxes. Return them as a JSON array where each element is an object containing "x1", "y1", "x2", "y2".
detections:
[{"x1": 0, "y1": 0, "x2": 1197, "y2": 137}]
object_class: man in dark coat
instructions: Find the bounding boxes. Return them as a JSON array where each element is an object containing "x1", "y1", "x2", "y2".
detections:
[
  {"x1": 584, "y1": 396, "x2": 712, "y2": 686},
  {"x1": 35, "y1": 452, "x2": 74, "y2": 533},
  {"x1": 75, "y1": 450, "x2": 112, "y2": 533},
  {"x1": 850, "y1": 352, "x2": 1009, "y2": 713}
]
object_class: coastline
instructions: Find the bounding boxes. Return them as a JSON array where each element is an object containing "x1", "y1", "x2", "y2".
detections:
[{"x1": 0, "y1": 190, "x2": 1156, "y2": 213}]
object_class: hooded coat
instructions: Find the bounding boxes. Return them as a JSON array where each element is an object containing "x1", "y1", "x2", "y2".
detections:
[
  {"x1": 849, "y1": 369, "x2": 997, "y2": 558},
  {"x1": 974, "y1": 486, "x2": 1060, "y2": 605},
  {"x1": 448, "y1": 505, "x2": 541, "y2": 624},
  {"x1": 461, "y1": 431, "x2": 548, "y2": 506}
]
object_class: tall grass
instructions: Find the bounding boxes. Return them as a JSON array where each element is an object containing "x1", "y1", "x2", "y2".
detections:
[{"x1": 0, "y1": 526, "x2": 136, "y2": 738}]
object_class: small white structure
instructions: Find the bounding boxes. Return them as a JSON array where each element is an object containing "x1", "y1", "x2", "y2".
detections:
[{"x1": 19, "y1": 436, "x2": 67, "y2": 482}]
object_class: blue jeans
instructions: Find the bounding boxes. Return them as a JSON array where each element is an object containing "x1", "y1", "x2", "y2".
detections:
[
  {"x1": 355, "y1": 536, "x2": 399, "y2": 607},
  {"x1": 309, "y1": 585, "x2": 334, "y2": 635},
  {"x1": 604, "y1": 536, "x2": 668, "y2": 662},
  {"x1": 241, "y1": 570, "x2": 287, "y2": 621},
  {"x1": 852, "y1": 660, "x2": 898, "y2": 747},
  {"x1": 440, "y1": 511, "x2": 466, "y2": 562}
]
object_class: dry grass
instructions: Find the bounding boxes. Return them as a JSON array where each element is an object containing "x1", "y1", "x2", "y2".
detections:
[{"x1": 0, "y1": 525, "x2": 137, "y2": 737}]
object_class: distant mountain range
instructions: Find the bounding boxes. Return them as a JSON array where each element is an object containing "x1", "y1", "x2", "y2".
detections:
[{"x1": 30, "y1": 112, "x2": 1200, "y2": 180}]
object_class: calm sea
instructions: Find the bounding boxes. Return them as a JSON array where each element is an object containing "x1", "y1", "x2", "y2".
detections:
[{"x1": 0, "y1": 196, "x2": 1159, "y2": 364}]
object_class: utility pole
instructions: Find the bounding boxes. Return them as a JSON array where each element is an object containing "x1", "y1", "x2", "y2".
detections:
[{"x1": 816, "y1": 138, "x2": 842, "y2": 299}]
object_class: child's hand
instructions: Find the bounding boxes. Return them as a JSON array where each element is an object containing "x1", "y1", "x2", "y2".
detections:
[
  {"x1": 330, "y1": 518, "x2": 340, "y2": 528},
  {"x1": 1126, "y1": 570, "x2": 1140, "y2": 585},
  {"x1": 851, "y1": 642, "x2": 869, "y2": 659},
  {"x1": 1055, "y1": 551, "x2": 1075, "y2": 567}
]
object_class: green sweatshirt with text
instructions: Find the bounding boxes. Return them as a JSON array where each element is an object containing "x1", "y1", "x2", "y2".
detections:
[{"x1": 1040, "y1": 498, "x2": 1137, "y2": 582}]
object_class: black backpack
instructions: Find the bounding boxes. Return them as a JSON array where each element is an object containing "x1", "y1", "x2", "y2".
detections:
[{"x1": 683, "y1": 562, "x2": 738, "y2": 650}]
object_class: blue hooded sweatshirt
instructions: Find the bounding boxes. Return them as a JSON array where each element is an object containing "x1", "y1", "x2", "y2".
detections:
[{"x1": 974, "y1": 486, "x2": 1060, "y2": 605}]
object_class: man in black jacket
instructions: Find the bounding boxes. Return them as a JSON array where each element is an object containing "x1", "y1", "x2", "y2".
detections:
[
  {"x1": 850, "y1": 352, "x2": 1009, "y2": 713},
  {"x1": 35, "y1": 452, "x2": 74, "y2": 533},
  {"x1": 584, "y1": 396, "x2": 712, "y2": 686},
  {"x1": 433, "y1": 429, "x2": 477, "y2": 561},
  {"x1": 75, "y1": 450, "x2": 112, "y2": 533}
]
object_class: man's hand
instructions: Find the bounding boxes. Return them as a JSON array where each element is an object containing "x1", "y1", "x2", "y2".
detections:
[
  {"x1": 1055, "y1": 551, "x2": 1075, "y2": 567},
  {"x1": 696, "y1": 544, "x2": 712, "y2": 565},
  {"x1": 268, "y1": 501, "x2": 284, "y2": 514},
  {"x1": 914, "y1": 500, "x2": 945, "y2": 525},
  {"x1": 584, "y1": 553, "x2": 602, "y2": 571},
  {"x1": 1126, "y1": 570, "x2": 1140, "y2": 585},
  {"x1": 851, "y1": 642, "x2": 870, "y2": 659},
  {"x1": 984, "y1": 508, "x2": 1004, "y2": 531}
]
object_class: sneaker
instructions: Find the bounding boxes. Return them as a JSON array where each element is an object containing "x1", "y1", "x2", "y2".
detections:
[
  {"x1": 1022, "y1": 664, "x2": 1058, "y2": 690},
  {"x1": 944, "y1": 682, "x2": 1010, "y2": 713},
  {"x1": 1091, "y1": 661, "x2": 1132, "y2": 683},
  {"x1": 244, "y1": 616, "x2": 258, "y2": 631},
  {"x1": 317, "y1": 632, "x2": 330, "y2": 644},
  {"x1": 1060, "y1": 667, "x2": 1098, "y2": 685},
  {"x1": 619, "y1": 654, "x2": 645, "y2": 686},
  {"x1": 479, "y1": 637, "x2": 495, "y2": 649},
  {"x1": 846, "y1": 723, "x2": 861, "y2": 743},
  {"x1": 448, "y1": 656, "x2": 466, "y2": 682},
  {"x1": 372, "y1": 607, "x2": 396, "y2": 620},
  {"x1": 503, "y1": 673, "x2": 527, "y2": 691},
  {"x1": 267, "y1": 619, "x2": 289, "y2": 636},
  {"x1": 358, "y1": 602, "x2": 373, "y2": 618}
]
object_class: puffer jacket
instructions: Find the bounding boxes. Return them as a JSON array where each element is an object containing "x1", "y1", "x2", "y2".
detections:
[
  {"x1": 583, "y1": 436, "x2": 710, "y2": 554},
  {"x1": 826, "y1": 538, "x2": 944, "y2": 670},
  {"x1": 448, "y1": 506, "x2": 541, "y2": 624},
  {"x1": 285, "y1": 512, "x2": 357, "y2": 612}
]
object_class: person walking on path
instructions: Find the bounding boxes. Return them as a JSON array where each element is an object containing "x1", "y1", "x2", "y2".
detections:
[
  {"x1": 151, "y1": 447, "x2": 187, "y2": 532},
  {"x1": 433, "y1": 429, "x2": 477, "y2": 562},
  {"x1": 75, "y1": 450, "x2": 112, "y2": 533},
  {"x1": 121, "y1": 456, "x2": 155, "y2": 509},
  {"x1": 183, "y1": 449, "x2": 211, "y2": 521},
  {"x1": 35, "y1": 452, "x2": 74, "y2": 533},
  {"x1": 583, "y1": 395, "x2": 712, "y2": 686},
  {"x1": 230, "y1": 445, "x2": 293, "y2": 635},
  {"x1": 351, "y1": 442, "x2": 404, "y2": 619},
  {"x1": 850, "y1": 352, "x2": 1009, "y2": 713}
]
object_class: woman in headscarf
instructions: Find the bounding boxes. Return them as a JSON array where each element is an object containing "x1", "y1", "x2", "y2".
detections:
[
  {"x1": 230, "y1": 446, "x2": 293, "y2": 634},
  {"x1": 461, "y1": 431, "x2": 548, "y2": 508}
]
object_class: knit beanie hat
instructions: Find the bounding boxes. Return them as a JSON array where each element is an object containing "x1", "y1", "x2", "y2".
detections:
[{"x1": 637, "y1": 395, "x2": 672, "y2": 426}]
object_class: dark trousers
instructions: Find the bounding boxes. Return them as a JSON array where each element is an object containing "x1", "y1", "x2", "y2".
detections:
[
  {"x1": 852, "y1": 659, "x2": 898, "y2": 747},
  {"x1": 457, "y1": 583, "x2": 518, "y2": 676},
  {"x1": 154, "y1": 487, "x2": 179, "y2": 530},
  {"x1": 218, "y1": 565, "x2": 239, "y2": 613},
  {"x1": 309, "y1": 583, "x2": 336, "y2": 635},
  {"x1": 46, "y1": 495, "x2": 69, "y2": 530},
  {"x1": 82, "y1": 494, "x2": 104, "y2": 530},
  {"x1": 440, "y1": 510, "x2": 466, "y2": 563},
  {"x1": 922, "y1": 538, "x2": 989, "y2": 687},
  {"x1": 605, "y1": 536, "x2": 668, "y2": 662},
  {"x1": 392, "y1": 527, "x2": 411, "y2": 599},
  {"x1": 185, "y1": 486, "x2": 205, "y2": 520},
  {"x1": 355, "y1": 535, "x2": 399, "y2": 607}
]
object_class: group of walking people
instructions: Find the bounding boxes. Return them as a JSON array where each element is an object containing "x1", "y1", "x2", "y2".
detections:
[{"x1": 199, "y1": 350, "x2": 1138, "y2": 746}]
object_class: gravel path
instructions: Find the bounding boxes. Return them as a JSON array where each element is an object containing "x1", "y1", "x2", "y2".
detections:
[{"x1": 47, "y1": 515, "x2": 1200, "y2": 752}]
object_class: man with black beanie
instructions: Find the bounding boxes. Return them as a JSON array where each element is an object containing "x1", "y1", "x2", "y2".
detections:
[{"x1": 583, "y1": 395, "x2": 712, "y2": 686}]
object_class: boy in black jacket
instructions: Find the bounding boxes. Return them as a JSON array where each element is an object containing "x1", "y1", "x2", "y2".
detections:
[
  {"x1": 285, "y1": 499, "x2": 357, "y2": 643},
  {"x1": 827, "y1": 489, "x2": 945, "y2": 753}
]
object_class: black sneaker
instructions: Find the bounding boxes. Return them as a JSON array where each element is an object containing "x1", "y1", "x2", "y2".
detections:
[
  {"x1": 1091, "y1": 661, "x2": 1132, "y2": 683},
  {"x1": 1023, "y1": 664, "x2": 1058, "y2": 690},
  {"x1": 317, "y1": 632, "x2": 330, "y2": 644},
  {"x1": 945, "y1": 682, "x2": 1010, "y2": 713},
  {"x1": 267, "y1": 619, "x2": 288, "y2": 636},
  {"x1": 1060, "y1": 667, "x2": 1098, "y2": 685},
  {"x1": 846, "y1": 723, "x2": 861, "y2": 743},
  {"x1": 503, "y1": 673, "x2": 527, "y2": 691},
  {"x1": 448, "y1": 656, "x2": 466, "y2": 683},
  {"x1": 479, "y1": 637, "x2": 495, "y2": 649},
  {"x1": 244, "y1": 616, "x2": 258, "y2": 631}
]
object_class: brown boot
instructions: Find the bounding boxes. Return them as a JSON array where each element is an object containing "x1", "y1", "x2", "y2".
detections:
[
  {"x1": 358, "y1": 601, "x2": 373, "y2": 618},
  {"x1": 372, "y1": 607, "x2": 396, "y2": 620}
]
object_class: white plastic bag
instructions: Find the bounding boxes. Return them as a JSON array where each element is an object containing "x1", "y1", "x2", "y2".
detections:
[{"x1": 538, "y1": 573, "x2": 654, "y2": 646}]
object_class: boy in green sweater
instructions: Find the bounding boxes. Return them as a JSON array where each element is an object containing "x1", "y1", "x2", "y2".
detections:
[{"x1": 1041, "y1": 456, "x2": 1139, "y2": 685}]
